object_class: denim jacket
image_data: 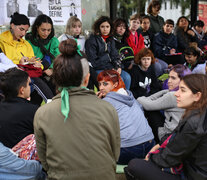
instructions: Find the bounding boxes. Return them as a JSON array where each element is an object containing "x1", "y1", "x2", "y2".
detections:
[{"x1": 0, "y1": 142, "x2": 45, "y2": 180}]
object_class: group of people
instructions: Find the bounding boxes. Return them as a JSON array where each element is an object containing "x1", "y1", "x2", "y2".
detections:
[{"x1": 0, "y1": 0, "x2": 207, "y2": 179}]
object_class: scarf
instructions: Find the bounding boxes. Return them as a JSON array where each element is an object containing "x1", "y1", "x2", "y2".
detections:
[
  {"x1": 101, "y1": 35, "x2": 109, "y2": 42},
  {"x1": 59, "y1": 86, "x2": 89, "y2": 122},
  {"x1": 192, "y1": 27, "x2": 205, "y2": 40}
]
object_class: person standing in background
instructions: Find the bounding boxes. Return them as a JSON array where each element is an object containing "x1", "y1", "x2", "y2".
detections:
[{"x1": 147, "y1": 0, "x2": 165, "y2": 34}]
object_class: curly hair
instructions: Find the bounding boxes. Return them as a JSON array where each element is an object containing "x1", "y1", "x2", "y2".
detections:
[
  {"x1": 92, "y1": 16, "x2": 113, "y2": 36},
  {"x1": 113, "y1": 18, "x2": 129, "y2": 38}
]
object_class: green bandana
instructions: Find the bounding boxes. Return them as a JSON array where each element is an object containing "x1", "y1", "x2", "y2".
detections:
[
  {"x1": 74, "y1": 38, "x2": 82, "y2": 57},
  {"x1": 59, "y1": 86, "x2": 89, "y2": 122}
]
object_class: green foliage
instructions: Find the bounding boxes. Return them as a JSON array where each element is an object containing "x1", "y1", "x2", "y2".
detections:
[{"x1": 116, "y1": 0, "x2": 191, "y2": 20}]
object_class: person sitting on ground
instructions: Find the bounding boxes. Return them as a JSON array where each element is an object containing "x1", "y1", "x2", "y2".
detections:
[
  {"x1": 192, "y1": 20, "x2": 207, "y2": 50},
  {"x1": 184, "y1": 46, "x2": 206, "y2": 74},
  {"x1": 138, "y1": 15, "x2": 168, "y2": 77},
  {"x1": 0, "y1": 12, "x2": 38, "y2": 65},
  {"x1": 113, "y1": 18, "x2": 134, "y2": 72},
  {"x1": 174, "y1": 16, "x2": 197, "y2": 53},
  {"x1": 58, "y1": 16, "x2": 85, "y2": 51},
  {"x1": 147, "y1": 0, "x2": 165, "y2": 34},
  {"x1": 34, "y1": 39, "x2": 120, "y2": 180},
  {"x1": 0, "y1": 68, "x2": 38, "y2": 148},
  {"x1": 153, "y1": 19, "x2": 184, "y2": 65},
  {"x1": 97, "y1": 70, "x2": 154, "y2": 165},
  {"x1": 0, "y1": 12, "x2": 53, "y2": 105},
  {"x1": 130, "y1": 48, "x2": 161, "y2": 99},
  {"x1": 137, "y1": 15, "x2": 154, "y2": 50},
  {"x1": 85, "y1": 16, "x2": 131, "y2": 89},
  {"x1": 127, "y1": 14, "x2": 145, "y2": 56},
  {"x1": 125, "y1": 74, "x2": 207, "y2": 180},
  {"x1": 58, "y1": 16, "x2": 98, "y2": 90},
  {"x1": 0, "y1": 142, "x2": 46, "y2": 180},
  {"x1": 138, "y1": 64, "x2": 191, "y2": 142},
  {"x1": 26, "y1": 14, "x2": 60, "y2": 73},
  {"x1": 25, "y1": 14, "x2": 60, "y2": 101}
]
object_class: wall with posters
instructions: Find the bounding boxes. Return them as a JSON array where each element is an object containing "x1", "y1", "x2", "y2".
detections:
[
  {"x1": 0, "y1": 0, "x2": 82, "y2": 25},
  {"x1": 0, "y1": 0, "x2": 110, "y2": 37}
]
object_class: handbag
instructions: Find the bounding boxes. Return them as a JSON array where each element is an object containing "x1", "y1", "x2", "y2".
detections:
[
  {"x1": 12, "y1": 134, "x2": 39, "y2": 161},
  {"x1": 18, "y1": 64, "x2": 42, "y2": 78}
]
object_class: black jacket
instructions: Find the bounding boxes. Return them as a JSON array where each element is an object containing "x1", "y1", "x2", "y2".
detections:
[
  {"x1": 153, "y1": 31, "x2": 178, "y2": 60},
  {"x1": 85, "y1": 34, "x2": 120, "y2": 70},
  {"x1": 0, "y1": 97, "x2": 38, "y2": 148},
  {"x1": 137, "y1": 28, "x2": 154, "y2": 50},
  {"x1": 151, "y1": 109, "x2": 207, "y2": 180},
  {"x1": 113, "y1": 36, "x2": 134, "y2": 71},
  {"x1": 130, "y1": 65, "x2": 161, "y2": 98},
  {"x1": 174, "y1": 27, "x2": 197, "y2": 53}
]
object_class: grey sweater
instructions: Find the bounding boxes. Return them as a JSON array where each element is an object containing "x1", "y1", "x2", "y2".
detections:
[{"x1": 137, "y1": 90, "x2": 184, "y2": 140}]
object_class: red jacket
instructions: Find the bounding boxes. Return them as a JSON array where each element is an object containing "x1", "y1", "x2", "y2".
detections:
[{"x1": 127, "y1": 31, "x2": 145, "y2": 55}]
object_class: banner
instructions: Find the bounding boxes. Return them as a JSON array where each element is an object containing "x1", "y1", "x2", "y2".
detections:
[
  {"x1": 198, "y1": 1, "x2": 207, "y2": 31},
  {"x1": 0, "y1": 0, "x2": 81, "y2": 25}
]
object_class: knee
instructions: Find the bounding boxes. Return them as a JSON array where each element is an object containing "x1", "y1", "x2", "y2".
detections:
[
  {"x1": 122, "y1": 71, "x2": 131, "y2": 82},
  {"x1": 128, "y1": 159, "x2": 140, "y2": 173},
  {"x1": 125, "y1": 159, "x2": 142, "y2": 180}
]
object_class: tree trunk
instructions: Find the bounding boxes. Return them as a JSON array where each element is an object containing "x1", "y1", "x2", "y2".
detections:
[{"x1": 137, "y1": 0, "x2": 147, "y2": 16}]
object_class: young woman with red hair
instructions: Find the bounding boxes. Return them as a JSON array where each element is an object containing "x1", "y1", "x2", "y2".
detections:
[{"x1": 97, "y1": 70, "x2": 155, "y2": 165}]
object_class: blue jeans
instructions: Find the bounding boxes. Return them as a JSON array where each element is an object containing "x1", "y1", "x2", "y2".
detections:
[
  {"x1": 117, "y1": 139, "x2": 156, "y2": 165},
  {"x1": 96, "y1": 69, "x2": 131, "y2": 90},
  {"x1": 154, "y1": 59, "x2": 168, "y2": 77},
  {"x1": 121, "y1": 70, "x2": 131, "y2": 90},
  {"x1": 0, "y1": 142, "x2": 46, "y2": 180}
]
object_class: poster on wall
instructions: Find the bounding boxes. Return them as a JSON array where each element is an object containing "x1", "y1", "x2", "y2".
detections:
[
  {"x1": 198, "y1": 1, "x2": 207, "y2": 31},
  {"x1": 0, "y1": 0, "x2": 81, "y2": 25}
]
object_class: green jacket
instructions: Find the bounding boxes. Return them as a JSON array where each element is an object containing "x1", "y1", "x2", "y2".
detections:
[
  {"x1": 26, "y1": 34, "x2": 60, "y2": 68},
  {"x1": 148, "y1": 14, "x2": 165, "y2": 34},
  {"x1": 34, "y1": 87, "x2": 120, "y2": 180}
]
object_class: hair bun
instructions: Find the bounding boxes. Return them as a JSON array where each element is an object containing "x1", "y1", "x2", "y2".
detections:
[
  {"x1": 10, "y1": 12, "x2": 30, "y2": 26},
  {"x1": 59, "y1": 39, "x2": 78, "y2": 56}
]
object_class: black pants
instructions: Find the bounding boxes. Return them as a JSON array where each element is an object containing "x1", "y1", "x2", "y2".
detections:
[
  {"x1": 144, "y1": 110, "x2": 165, "y2": 143},
  {"x1": 125, "y1": 159, "x2": 182, "y2": 180},
  {"x1": 31, "y1": 77, "x2": 54, "y2": 105},
  {"x1": 87, "y1": 66, "x2": 99, "y2": 90}
]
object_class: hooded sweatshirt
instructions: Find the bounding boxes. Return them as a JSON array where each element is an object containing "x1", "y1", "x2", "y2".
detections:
[
  {"x1": 103, "y1": 89, "x2": 154, "y2": 148},
  {"x1": 130, "y1": 65, "x2": 161, "y2": 98}
]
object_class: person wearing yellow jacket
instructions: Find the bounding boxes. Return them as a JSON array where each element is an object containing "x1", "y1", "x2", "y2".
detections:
[
  {"x1": 0, "y1": 13, "x2": 36, "y2": 65},
  {"x1": 0, "y1": 12, "x2": 54, "y2": 105}
]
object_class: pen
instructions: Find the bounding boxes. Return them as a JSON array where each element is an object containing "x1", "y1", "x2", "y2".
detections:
[{"x1": 20, "y1": 52, "x2": 24, "y2": 57}]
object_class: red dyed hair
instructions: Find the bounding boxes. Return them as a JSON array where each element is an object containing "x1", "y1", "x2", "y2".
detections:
[{"x1": 97, "y1": 70, "x2": 125, "y2": 92}]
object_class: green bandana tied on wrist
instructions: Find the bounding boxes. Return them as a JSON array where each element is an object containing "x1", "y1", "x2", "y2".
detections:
[{"x1": 59, "y1": 86, "x2": 89, "y2": 122}]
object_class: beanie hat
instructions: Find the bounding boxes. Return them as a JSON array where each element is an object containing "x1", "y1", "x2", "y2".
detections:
[{"x1": 10, "y1": 12, "x2": 30, "y2": 26}]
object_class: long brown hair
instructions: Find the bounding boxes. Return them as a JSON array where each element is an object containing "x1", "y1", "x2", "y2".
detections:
[{"x1": 182, "y1": 74, "x2": 207, "y2": 116}]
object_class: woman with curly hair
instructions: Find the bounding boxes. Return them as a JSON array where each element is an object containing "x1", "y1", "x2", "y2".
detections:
[{"x1": 85, "y1": 16, "x2": 131, "y2": 89}]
